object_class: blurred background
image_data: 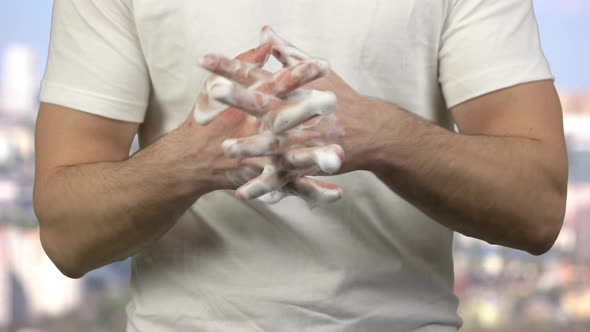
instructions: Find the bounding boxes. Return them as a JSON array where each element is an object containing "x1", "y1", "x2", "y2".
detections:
[{"x1": 0, "y1": 0, "x2": 589, "y2": 331}]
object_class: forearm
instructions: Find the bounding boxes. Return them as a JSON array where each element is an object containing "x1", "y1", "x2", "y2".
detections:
[
  {"x1": 363, "y1": 98, "x2": 567, "y2": 254},
  {"x1": 34, "y1": 125, "x2": 216, "y2": 278}
]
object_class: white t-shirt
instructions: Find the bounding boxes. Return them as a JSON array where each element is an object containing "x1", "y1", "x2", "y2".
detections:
[{"x1": 40, "y1": 1, "x2": 553, "y2": 331}]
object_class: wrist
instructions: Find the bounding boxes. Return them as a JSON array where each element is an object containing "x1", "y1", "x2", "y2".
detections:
[
  {"x1": 134, "y1": 124, "x2": 224, "y2": 199},
  {"x1": 359, "y1": 99, "x2": 457, "y2": 180},
  {"x1": 344, "y1": 96, "x2": 404, "y2": 174}
]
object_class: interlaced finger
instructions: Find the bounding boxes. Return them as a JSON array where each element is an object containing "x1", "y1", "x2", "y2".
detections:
[
  {"x1": 260, "y1": 25, "x2": 312, "y2": 67},
  {"x1": 235, "y1": 164, "x2": 291, "y2": 201},
  {"x1": 199, "y1": 54, "x2": 272, "y2": 87},
  {"x1": 258, "y1": 177, "x2": 343, "y2": 206},
  {"x1": 208, "y1": 79, "x2": 283, "y2": 117},
  {"x1": 222, "y1": 133, "x2": 282, "y2": 158},
  {"x1": 265, "y1": 90, "x2": 336, "y2": 134},
  {"x1": 282, "y1": 144, "x2": 344, "y2": 174},
  {"x1": 251, "y1": 59, "x2": 330, "y2": 98},
  {"x1": 287, "y1": 177, "x2": 343, "y2": 205},
  {"x1": 193, "y1": 43, "x2": 272, "y2": 125}
]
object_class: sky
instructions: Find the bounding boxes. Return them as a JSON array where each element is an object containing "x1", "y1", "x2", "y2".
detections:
[
  {"x1": 534, "y1": 0, "x2": 590, "y2": 90},
  {"x1": 0, "y1": 0, "x2": 589, "y2": 90},
  {"x1": 0, "y1": 0, "x2": 53, "y2": 81}
]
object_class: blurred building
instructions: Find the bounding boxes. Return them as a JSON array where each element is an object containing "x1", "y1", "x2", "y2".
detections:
[
  {"x1": 0, "y1": 45, "x2": 38, "y2": 119},
  {"x1": 0, "y1": 44, "x2": 36, "y2": 228},
  {"x1": 0, "y1": 226, "x2": 9, "y2": 326},
  {"x1": 455, "y1": 90, "x2": 590, "y2": 330},
  {"x1": 561, "y1": 92, "x2": 590, "y2": 260},
  {"x1": 1, "y1": 227, "x2": 83, "y2": 320},
  {"x1": 0, "y1": 44, "x2": 83, "y2": 330},
  {"x1": 560, "y1": 90, "x2": 590, "y2": 116}
]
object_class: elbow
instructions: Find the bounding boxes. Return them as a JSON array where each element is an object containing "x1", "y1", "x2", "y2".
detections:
[
  {"x1": 34, "y1": 194, "x2": 87, "y2": 279},
  {"x1": 523, "y1": 188, "x2": 567, "y2": 256},
  {"x1": 54, "y1": 261, "x2": 87, "y2": 280},
  {"x1": 39, "y1": 227, "x2": 88, "y2": 279},
  {"x1": 525, "y1": 230, "x2": 560, "y2": 256},
  {"x1": 527, "y1": 146, "x2": 569, "y2": 256}
]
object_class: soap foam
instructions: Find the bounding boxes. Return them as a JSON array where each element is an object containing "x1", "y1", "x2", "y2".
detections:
[
  {"x1": 222, "y1": 134, "x2": 279, "y2": 158},
  {"x1": 313, "y1": 147, "x2": 343, "y2": 174},
  {"x1": 271, "y1": 90, "x2": 337, "y2": 134},
  {"x1": 194, "y1": 26, "x2": 345, "y2": 205},
  {"x1": 193, "y1": 76, "x2": 234, "y2": 125}
]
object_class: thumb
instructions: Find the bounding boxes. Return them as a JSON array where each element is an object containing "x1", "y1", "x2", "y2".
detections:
[{"x1": 235, "y1": 42, "x2": 272, "y2": 65}]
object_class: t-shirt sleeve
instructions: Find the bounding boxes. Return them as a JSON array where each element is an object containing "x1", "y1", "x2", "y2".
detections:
[
  {"x1": 438, "y1": 0, "x2": 553, "y2": 109},
  {"x1": 40, "y1": 0, "x2": 150, "y2": 123}
]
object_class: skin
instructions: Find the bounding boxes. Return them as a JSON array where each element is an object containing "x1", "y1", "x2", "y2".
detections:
[
  {"x1": 196, "y1": 44, "x2": 345, "y2": 201},
  {"x1": 202, "y1": 39, "x2": 567, "y2": 258},
  {"x1": 34, "y1": 45, "x2": 567, "y2": 279},
  {"x1": 34, "y1": 46, "x2": 274, "y2": 278},
  {"x1": 213, "y1": 58, "x2": 567, "y2": 255}
]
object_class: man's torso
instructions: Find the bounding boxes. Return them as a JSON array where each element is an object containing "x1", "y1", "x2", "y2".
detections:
[{"x1": 126, "y1": 1, "x2": 460, "y2": 331}]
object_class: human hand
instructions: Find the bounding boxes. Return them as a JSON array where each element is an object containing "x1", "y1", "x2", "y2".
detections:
[
  {"x1": 260, "y1": 26, "x2": 381, "y2": 175},
  {"x1": 191, "y1": 33, "x2": 345, "y2": 205},
  {"x1": 172, "y1": 44, "x2": 274, "y2": 195},
  {"x1": 199, "y1": 27, "x2": 385, "y2": 201}
]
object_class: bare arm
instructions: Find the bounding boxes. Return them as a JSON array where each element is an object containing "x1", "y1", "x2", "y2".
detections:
[
  {"x1": 33, "y1": 103, "x2": 220, "y2": 278},
  {"x1": 363, "y1": 80, "x2": 567, "y2": 254},
  {"x1": 32, "y1": 43, "x2": 323, "y2": 278},
  {"x1": 198, "y1": 42, "x2": 568, "y2": 255}
]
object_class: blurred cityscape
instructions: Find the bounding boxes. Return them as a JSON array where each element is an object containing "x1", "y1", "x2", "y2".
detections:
[
  {"x1": 455, "y1": 93, "x2": 590, "y2": 330},
  {"x1": 0, "y1": 43, "x2": 589, "y2": 332},
  {"x1": 1, "y1": 2, "x2": 590, "y2": 332},
  {"x1": 0, "y1": 45, "x2": 131, "y2": 332}
]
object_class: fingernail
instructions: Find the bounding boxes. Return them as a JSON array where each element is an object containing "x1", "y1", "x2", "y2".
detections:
[
  {"x1": 198, "y1": 54, "x2": 217, "y2": 69},
  {"x1": 260, "y1": 26, "x2": 275, "y2": 44},
  {"x1": 235, "y1": 189, "x2": 248, "y2": 201},
  {"x1": 312, "y1": 59, "x2": 331, "y2": 76},
  {"x1": 332, "y1": 144, "x2": 345, "y2": 160}
]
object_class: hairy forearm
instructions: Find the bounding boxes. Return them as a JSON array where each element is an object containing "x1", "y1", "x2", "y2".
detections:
[
  {"x1": 34, "y1": 126, "x2": 214, "y2": 278},
  {"x1": 364, "y1": 99, "x2": 567, "y2": 255}
]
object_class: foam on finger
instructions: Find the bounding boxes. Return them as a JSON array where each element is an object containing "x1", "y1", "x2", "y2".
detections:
[
  {"x1": 192, "y1": 75, "x2": 233, "y2": 125},
  {"x1": 236, "y1": 164, "x2": 287, "y2": 200},
  {"x1": 282, "y1": 144, "x2": 344, "y2": 174},
  {"x1": 222, "y1": 134, "x2": 281, "y2": 158},
  {"x1": 209, "y1": 79, "x2": 280, "y2": 118},
  {"x1": 199, "y1": 54, "x2": 271, "y2": 85},
  {"x1": 282, "y1": 177, "x2": 343, "y2": 208},
  {"x1": 194, "y1": 26, "x2": 345, "y2": 206},
  {"x1": 257, "y1": 190, "x2": 288, "y2": 204},
  {"x1": 260, "y1": 26, "x2": 312, "y2": 66},
  {"x1": 271, "y1": 90, "x2": 337, "y2": 134}
]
